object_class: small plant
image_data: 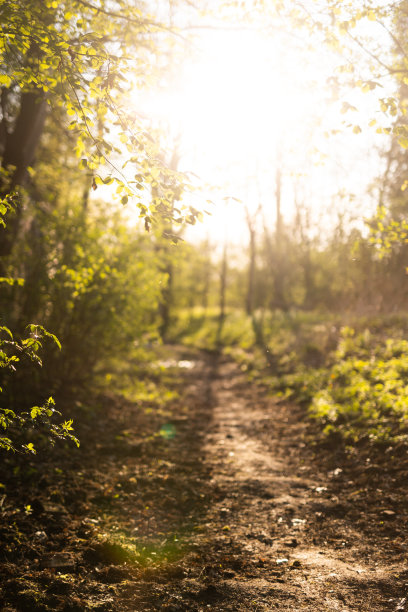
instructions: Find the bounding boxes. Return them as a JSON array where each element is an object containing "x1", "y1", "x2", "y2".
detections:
[
  {"x1": 309, "y1": 336, "x2": 408, "y2": 443},
  {"x1": 0, "y1": 192, "x2": 16, "y2": 229},
  {"x1": 0, "y1": 325, "x2": 79, "y2": 453},
  {"x1": 0, "y1": 203, "x2": 78, "y2": 454}
]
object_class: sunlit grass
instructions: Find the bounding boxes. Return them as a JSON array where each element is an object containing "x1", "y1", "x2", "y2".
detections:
[
  {"x1": 91, "y1": 529, "x2": 188, "y2": 569},
  {"x1": 173, "y1": 306, "x2": 408, "y2": 446},
  {"x1": 168, "y1": 306, "x2": 255, "y2": 350}
]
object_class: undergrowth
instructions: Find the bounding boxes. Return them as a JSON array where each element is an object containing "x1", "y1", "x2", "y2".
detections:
[{"x1": 173, "y1": 307, "x2": 408, "y2": 447}]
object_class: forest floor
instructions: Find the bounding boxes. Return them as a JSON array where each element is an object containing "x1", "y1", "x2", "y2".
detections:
[{"x1": 1, "y1": 347, "x2": 408, "y2": 611}]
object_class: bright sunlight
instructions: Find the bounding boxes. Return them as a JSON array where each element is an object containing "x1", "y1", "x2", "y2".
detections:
[{"x1": 132, "y1": 24, "x2": 380, "y2": 243}]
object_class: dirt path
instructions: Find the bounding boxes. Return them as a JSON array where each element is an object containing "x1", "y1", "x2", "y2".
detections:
[
  {"x1": 197, "y1": 355, "x2": 408, "y2": 611},
  {"x1": 1, "y1": 348, "x2": 407, "y2": 611}
]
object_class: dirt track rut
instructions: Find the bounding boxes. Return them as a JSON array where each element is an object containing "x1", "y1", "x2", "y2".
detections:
[{"x1": 183, "y1": 353, "x2": 408, "y2": 611}]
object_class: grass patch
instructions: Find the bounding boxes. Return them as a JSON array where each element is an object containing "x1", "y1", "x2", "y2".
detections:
[{"x1": 172, "y1": 307, "x2": 408, "y2": 447}]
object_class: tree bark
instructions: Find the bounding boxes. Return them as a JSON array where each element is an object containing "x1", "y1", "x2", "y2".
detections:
[
  {"x1": 245, "y1": 205, "x2": 261, "y2": 316},
  {"x1": 216, "y1": 241, "x2": 227, "y2": 350},
  {"x1": 272, "y1": 162, "x2": 286, "y2": 310},
  {"x1": 0, "y1": 89, "x2": 47, "y2": 258}
]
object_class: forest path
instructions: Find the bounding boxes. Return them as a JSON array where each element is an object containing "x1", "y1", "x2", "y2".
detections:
[
  {"x1": 1, "y1": 348, "x2": 407, "y2": 611},
  {"x1": 194, "y1": 353, "x2": 407, "y2": 611}
]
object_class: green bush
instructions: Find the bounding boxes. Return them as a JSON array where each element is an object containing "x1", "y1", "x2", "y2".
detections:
[
  {"x1": 309, "y1": 329, "x2": 408, "y2": 443},
  {"x1": 0, "y1": 324, "x2": 78, "y2": 453},
  {"x1": 5, "y1": 200, "x2": 165, "y2": 394},
  {"x1": 257, "y1": 316, "x2": 408, "y2": 445}
]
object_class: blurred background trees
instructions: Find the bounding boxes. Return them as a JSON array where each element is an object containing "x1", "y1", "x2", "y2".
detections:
[
  {"x1": 0, "y1": 0, "x2": 198, "y2": 452},
  {"x1": 2, "y1": 0, "x2": 408, "y2": 452}
]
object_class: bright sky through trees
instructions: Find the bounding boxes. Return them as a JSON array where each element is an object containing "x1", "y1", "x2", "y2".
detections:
[{"x1": 130, "y1": 10, "x2": 392, "y2": 245}]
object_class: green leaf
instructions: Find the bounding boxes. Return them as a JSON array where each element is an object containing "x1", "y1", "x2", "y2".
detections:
[
  {"x1": 398, "y1": 137, "x2": 408, "y2": 149},
  {"x1": 0, "y1": 75, "x2": 12, "y2": 87},
  {"x1": 0, "y1": 326, "x2": 13, "y2": 339}
]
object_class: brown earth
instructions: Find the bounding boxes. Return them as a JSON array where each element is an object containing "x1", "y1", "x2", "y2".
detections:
[{"x1": 0, "y1": 348, "x2": 407, "y2": 611}]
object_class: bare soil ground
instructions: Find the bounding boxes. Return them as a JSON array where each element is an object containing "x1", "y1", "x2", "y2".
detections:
[{"x1": 0, "y1": 348, "x2": 407, "y2": 611}]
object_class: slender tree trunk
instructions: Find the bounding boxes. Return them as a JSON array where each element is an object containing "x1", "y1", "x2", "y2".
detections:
[
  {"x1": 245, "y1": 205, "x2": 261, "y2": 316},
  {"x1": 246, "y1": 219, "x2": 256, "y2": 316},
  {"x1": 202, "y1": 265, "x2": 209, "y2": 312},
  {"x1": 159, "y1": 261, "x2": 173, "y2": 340},
  {"x1": 216, "y1": 241, "x2": 227, "y2": 349},
  {"x1": 0, "y1": 89, "x2": 47, "y2": 258},
  {"x1": 200, "y1": 237, "x2": 211, "y2": 312},
  {"x1": 294, "y1": 198, "x2": 315, "y2": 310},
  {"x1": 273, "y1": 162, "x2": 286, "y2": 310},
  {"x1": 157, "y1": 145, "x2": 181, "y2": 341}
]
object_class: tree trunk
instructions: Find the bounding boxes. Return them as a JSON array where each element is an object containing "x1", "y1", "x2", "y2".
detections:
[
  {"x1": 0, "y1": 89, "x2": 47, "y2": 258},
  {"x1": 159, "y1": 261, "x2": 173, "y2": 341},
  {"x1": 273, "y1": 162, "x2": 286, "y2": 310},
  {"x1": 156, "y1": 146, "x2": 181, "y2": 341},
  {"x1": 245, "y1": 206, "x2": 260, "y2": 316},
  {"x1": 216, "y1": 242, "x2": 227, "y2": 349}
]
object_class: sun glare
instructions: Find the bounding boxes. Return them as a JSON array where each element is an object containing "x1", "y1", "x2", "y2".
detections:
[
  {"x1": 138, "y1": 30, "x2": 316, "y2": 175},
  {"x1": 131, "y1": 25, "x2": 377, "y2": 244}
]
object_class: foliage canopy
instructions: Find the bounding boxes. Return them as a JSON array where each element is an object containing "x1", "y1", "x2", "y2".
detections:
[{"x1": 0, "y1": 0, "x2": 198, "y2": 229}]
